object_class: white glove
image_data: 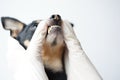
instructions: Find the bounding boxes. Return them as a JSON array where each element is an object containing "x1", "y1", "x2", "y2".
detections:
[
  {"x1": 7, "y1": 20, "x2": 49, "y2": 80},
  {"x1": 7, "y1": 20, "x2": 102, "y2": 80},
  {"x1": 63, "y1": 21, "x2": 103, "y2": 80}
]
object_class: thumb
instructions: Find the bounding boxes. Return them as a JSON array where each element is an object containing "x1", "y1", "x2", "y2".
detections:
[
  {"x1": 63, "y1": 20, "x2": 77, "y2": 41},
  {"x1": 31, "y1": 20, "x2": 48, "y2": 42},
  {"x1": 62, "y1": 20, "x2": 82, "y2": 51}
]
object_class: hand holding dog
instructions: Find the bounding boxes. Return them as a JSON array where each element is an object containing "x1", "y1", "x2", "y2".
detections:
[
  {"x1": 7, "y1": 19, "x2": 102, "y2": 80},
  {"x1": 63, "y1": 21, "x2": 102, "y2": 80},
  {"x1": 26, "y1": 20, "x2": 48, "y2": 57},
  {"x1": 8, "y1": 20, "x2": 49, "y2": 80}
]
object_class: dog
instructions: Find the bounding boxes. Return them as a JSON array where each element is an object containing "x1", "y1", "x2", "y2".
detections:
[{"x1": 1, "y1": 14, "x2": 73, "y2": 80}]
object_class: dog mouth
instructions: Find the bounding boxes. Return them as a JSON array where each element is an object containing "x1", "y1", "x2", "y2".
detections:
[
  {"x1": 45, "y1": 14, "x2": 64, "y2": 46},
  {"x1": 47, "y1": 25, "x2": 62, "y2": 34},
  {"x1": 47, "y1": 14, "x2": 62, "y2": 34}
]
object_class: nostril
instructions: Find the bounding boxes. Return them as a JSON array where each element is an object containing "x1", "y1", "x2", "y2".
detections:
[
  {"x1": 50, "y1": 15, "x2": 55, "y2": 19},
  {"x1": 57, "y1": 15, "x2": 61, "y2": 20},
  {"x1": 50, "y1": 14, "x2": 61, "y2": 20}
]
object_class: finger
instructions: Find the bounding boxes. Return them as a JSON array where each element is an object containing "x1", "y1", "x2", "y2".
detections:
[
  {"x1": 62, "y1": 20, "x2": 76, "y2": 41},
  {"x1": 32, "y1": 20, "x2": 48, "y2": 40},
  {"x1": 62, "y1": 20, "x2": 82, "y2": 50},
  {"x1": 26, "y1": 20, "x2": 49, "y2": 57}
]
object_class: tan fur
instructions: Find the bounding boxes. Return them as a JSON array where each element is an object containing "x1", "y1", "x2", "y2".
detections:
[
  {"x1": 24, "y1": 40, "x2": 30, "y2": 47},
  {"x1": 10, "y1": 23, "x2": 24, "y2": 38},
  {"x1": 11, "y1": 30, "x2": 19, "y2": 38},
  {"x1": 42, "y1": 41, "x2": 65, "y2": 72}
]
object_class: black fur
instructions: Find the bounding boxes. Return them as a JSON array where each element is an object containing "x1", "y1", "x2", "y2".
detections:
[{"x1": 16, "y1": 21, "x2": 38, "y2": 49}]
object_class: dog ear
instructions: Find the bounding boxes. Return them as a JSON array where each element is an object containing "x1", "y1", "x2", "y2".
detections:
[{"x1": 1, "y1": 17, "x2": 26, "y2": 38}]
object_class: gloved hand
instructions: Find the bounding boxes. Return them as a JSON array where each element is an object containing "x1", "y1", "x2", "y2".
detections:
[
  {"x1": 7, "y1": 20, "x2": 49, "y2": 80},
  {"x1": 7, "y1": 19, "x2": 102, "y2": 80},
  {"x1": 63, "y1": 20, "x2": 103, "y2": 80}
]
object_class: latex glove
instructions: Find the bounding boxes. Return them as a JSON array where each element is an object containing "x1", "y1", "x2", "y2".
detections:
[
  {"x1": 7, "y1": 20, "x2": 48, "y2": 80},
  {"x1": 63, "y1": 21, "x2": 103, "y2": 80}
]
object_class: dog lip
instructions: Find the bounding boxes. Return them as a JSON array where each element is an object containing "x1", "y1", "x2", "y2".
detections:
[{"x1": 47, "y1": 19, "x2": 62, "y2": 26}]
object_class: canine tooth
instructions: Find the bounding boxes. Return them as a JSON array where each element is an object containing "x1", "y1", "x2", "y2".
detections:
[{"x1": 48, "y1": 27, "x2": 51, "y2": 33}]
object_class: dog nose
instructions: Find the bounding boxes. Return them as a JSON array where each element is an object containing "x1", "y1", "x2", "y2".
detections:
[
  {"x1": 49, "y1": 14, "x2": 62, "y2": 26},
  {"x1": 50, "y1": 14, "x2": 61, "y2": 21}
]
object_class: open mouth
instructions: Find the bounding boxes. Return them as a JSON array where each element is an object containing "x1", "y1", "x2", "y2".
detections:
[
  {"x1": 45, "y1": 14, "x2": 64, "y2": 46},
  {"x1": 47, "y1": 14, "x2": 62, "y2": 34},
  {"x1": 48, "y1": 25, "x2": 61, "y2": 34}
]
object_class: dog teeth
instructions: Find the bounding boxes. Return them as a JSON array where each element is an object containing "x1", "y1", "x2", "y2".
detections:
[
  {"x1": 51, "y1": 25, "x2": 60, "y2": 28},
  {"x1": 48, "y1": 25, "x2": 61, "y2": 34},
  {"x1": 48, "y1": 27, "x2": 51, "y2": 34}
]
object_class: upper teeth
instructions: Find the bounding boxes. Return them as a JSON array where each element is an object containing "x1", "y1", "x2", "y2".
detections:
[{"x1": 48, "y1": 25, "x2": 61, "y2": 33}]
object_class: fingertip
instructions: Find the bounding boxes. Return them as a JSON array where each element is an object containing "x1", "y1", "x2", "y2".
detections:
[{"x1": 37, "y1": 20, "x2": 48, "y2": 30}]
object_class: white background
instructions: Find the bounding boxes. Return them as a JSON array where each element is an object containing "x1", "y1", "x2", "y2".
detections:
[{"x1": 0, "y1": 0, "x2": 120, "y2": 80}]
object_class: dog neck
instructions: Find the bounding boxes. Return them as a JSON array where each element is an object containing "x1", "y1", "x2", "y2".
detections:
[{"x1": 42, "y1": 41, "x2": 65, "y2": 72}]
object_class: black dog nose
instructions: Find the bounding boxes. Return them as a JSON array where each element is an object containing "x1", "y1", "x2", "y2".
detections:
[
  {"x1": 50, "y1": 14, "x2": 61, "y2": 21},
  {"x1": 50, "y1": 14, "x2": 62, "y2": 26}
]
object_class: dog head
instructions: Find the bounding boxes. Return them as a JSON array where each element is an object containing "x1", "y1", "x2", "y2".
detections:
[{"x1": 1, "y1": 15, "x2": 73, "y2": 49}]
